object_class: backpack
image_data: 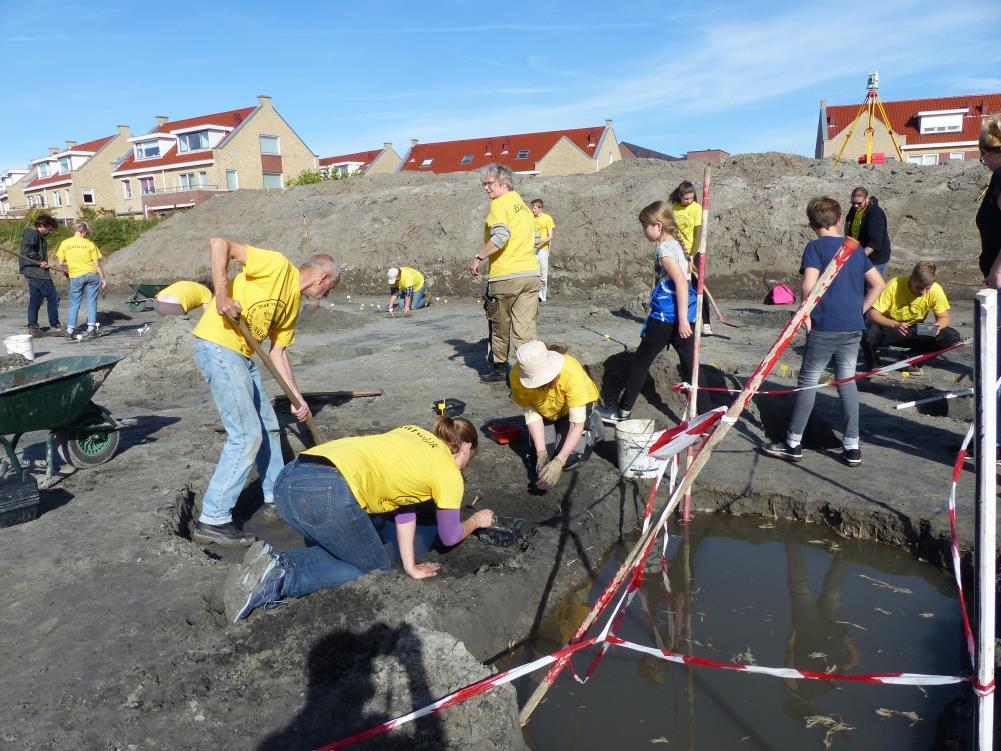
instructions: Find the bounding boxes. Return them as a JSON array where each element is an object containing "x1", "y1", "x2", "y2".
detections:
[{"x1": 767, "y1": 283, "x2": 795, "y2": 305}]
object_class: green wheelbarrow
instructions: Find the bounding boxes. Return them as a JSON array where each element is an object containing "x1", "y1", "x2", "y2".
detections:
[
  {"x1": 0, "y1": 354, "x2": 124, "y2": 487},
  {"x1": 127, "y1": 283, "x2": 170, "y2": 311}
]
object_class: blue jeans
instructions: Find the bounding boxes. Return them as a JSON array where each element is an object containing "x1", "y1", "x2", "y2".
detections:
[
  {"x1": 26, "y1": 277, "x2": 60, "y2": 327},
  {"x1": 392, "y1": 287, "x2": 426, "y2": 310},
  {"x1": 787, "y1": 330, "x2": 863, "y2": 450},
  {"x1": 274, "y1": 458, "x2": 438, "y2": 598},
  {"x1": 193, "y1": 338, "x2": 284, "y2": 524},
  {"x1": 67, "y1": 273, "x2": 101, "y2": 329}
]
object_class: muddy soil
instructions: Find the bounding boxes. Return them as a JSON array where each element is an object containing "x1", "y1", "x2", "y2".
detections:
[{"x1": 0, "y1": 277, "x2": 992, "y2": 749}]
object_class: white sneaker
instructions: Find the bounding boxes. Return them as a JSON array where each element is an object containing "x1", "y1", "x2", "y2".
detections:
[{"x1": 702, "y1": 323, "x2": 714, "y2": 336}]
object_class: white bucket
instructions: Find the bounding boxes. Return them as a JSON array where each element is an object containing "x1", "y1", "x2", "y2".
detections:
[
  {"x1": 615, "y1": 419, "x2": 665, "y2": 478},
  {"x1": 3, "y1": 334, "x2": 34, "y2": 361}
]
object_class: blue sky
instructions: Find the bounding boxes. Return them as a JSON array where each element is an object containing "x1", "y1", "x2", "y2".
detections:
[{"x1": 2, "y1": 0, "x2": 1000, "y2": 171}]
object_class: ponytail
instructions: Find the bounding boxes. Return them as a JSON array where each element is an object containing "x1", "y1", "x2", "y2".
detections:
[
  {"x1": 669, "y1": 180, "x2": 696, "y2": 205},
  {"x1": 432, "y1": 415, "x2": 478, "y2": 453}
]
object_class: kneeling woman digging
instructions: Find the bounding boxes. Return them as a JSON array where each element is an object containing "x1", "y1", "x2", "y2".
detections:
[
  {"x1": 510, "y1": 340, "x2": 602, "y2": 491},
  {"x1": 225, "y1": 416, "x2": 496, "y2": 622}
]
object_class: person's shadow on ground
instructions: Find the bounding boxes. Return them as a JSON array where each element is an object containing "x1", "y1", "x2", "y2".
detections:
[{"x1": 257, "y1": 622, "x2": 445, "y2": 750}]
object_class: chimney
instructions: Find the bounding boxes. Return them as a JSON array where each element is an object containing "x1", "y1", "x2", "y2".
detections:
[
  {"x1": 383, "y1": 142, "x2": 392, "y2": 150},
  {"x1": 155, "y1": 115, "x2": 168, "y2": 126},
  {"x1": 411, "y1": 138, "x2": 419, "y2": 146},
  {"x1": 117, "y1": 124, "x2": 131, "y2": 138},
  {"x1": 65, "y1": 140, "x2": 77, "y2": 150},
  {"x1": 257, "y1": 95, "x2": 272, "y2": 107},
  {"x1": 605, "y1": 118, "x2": 613, "y2": 129},
  {"x1": 49, "y1": 147, "x2": 59, "y2": 155}
]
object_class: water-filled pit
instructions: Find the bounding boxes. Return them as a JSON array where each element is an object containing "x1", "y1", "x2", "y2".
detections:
[{"x1": 510, "y1": 514, "x2": 969, "y2": 750}]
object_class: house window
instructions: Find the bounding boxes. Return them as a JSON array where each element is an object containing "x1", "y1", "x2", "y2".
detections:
[
  {"x1": 122, "y1": 179, "x2": 132, "y2": 199},
  {"x1": 139, "y1": 176, "x2": 155, "y2": 195},
  {"x1": 65, "y1": 189, "x2": 71, "y2": 205},
  {"x1": 420, "y1": 158, "x2": 433, "y2": 167},
  {"x1": 515, "y1": 150, "x2": 530, "y2": 159},
  {"x1": 135, "y1": 141, "x2": 161, "y2": 159},
  {"x1": 460, "y1": 154, "x2": 473, "y2": 164},
  {"x1": 263, "y1": 172, "x2": 283, "y2": 189},
  {"x1": 198, "y1": 171, "x2": 208, "y2": 187},
  {"x1": 907, "y1": 154, "x2": 939, "y2": 166},
  {"x1": 259, "y1": 135, "x2": 280, "y2": 155},
  {"x1": 58, "y1": 156, "x2": 71, "y2": 173},
  {"x1": 81, "y1": 188, "x2": 95, "y2": 204},
  {"x1": 38, "y1": 163, "x2": 49, "y2": 178},
  {"x1": 950, "y1": 152, "x2": 966, "y2": 161},
  {"x1": 178, "y1": 173, "x2": 195, "y2": 189},
  {"x1": 177, "y1": 131, "x2": 210, "y2": 153},
  {"x1": 225, "y1": 169, "x2": 238, "y2": 189},
  {"x1": 53, "y1": 190, "x2": 62, "y2": 207}
]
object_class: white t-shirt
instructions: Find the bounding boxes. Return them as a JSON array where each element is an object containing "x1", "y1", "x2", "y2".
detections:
[{"x1": 655, "y1": 239, "x2": 690, "y2": 280}]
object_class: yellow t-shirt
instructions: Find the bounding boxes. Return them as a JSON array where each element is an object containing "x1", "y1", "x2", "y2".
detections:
[
  {"x1": 872, "y1": 275, "x2": 950, "y2": 325},
  {"x1": 483, "y1": 190, "x2": 540, "y2": 279},
  {"x1": 158, "y1": 281, "x2": 212, "y2": 312},
  {"x1": 56, "y1": 237, "x2": 102, "y2": 278},
  {"x1": 672, "y1": 201, "x2": 703, "y2": 255},
  {"x1": 303, "y1": 426, "x2": 464, "y2": 514},
  {"x1": 193, "y1": 246, "x2": 301, "y2": 357},
  {"x1": 393, "y1": 267, "x2": 425, "y2": 293},
  {"x1": 533, "y1": 212, "x2": 556, "y2": 250},
  {"x1": 510, "y1": 354, "x2": 600, "y2": 421}
]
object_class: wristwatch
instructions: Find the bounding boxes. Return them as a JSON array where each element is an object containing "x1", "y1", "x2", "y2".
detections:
[{"x1": 474, "y1": 254, "x2": 484, "y2": 261}]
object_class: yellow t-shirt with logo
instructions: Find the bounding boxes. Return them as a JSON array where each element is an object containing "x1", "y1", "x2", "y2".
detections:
[
  {"x1": 158, "y1": 281, "x2": 212, "y2": 312},
  {"x1": 303, "y1": 426, "x2": 464, "y2": 514},
  {"x1": 672, "y1": 201, "x2": 703, "y2": 255},
  {"x1": 533, "y1": 212, "x2": 556, "y2": 251},
  {"x1": 510, "y1": 354, "x2": 600, "y2": 421},
  {"x1": 872, "y1": 275, "x2": 950, "y2": 325},
  {"x1": 484, "y1": 190, "x2": 540, "y2": 279},
  {"x1": 193, "y1": 246, "x2": 301, "y2": 356},
  {"x1": 393, "y1": 267, "x2": 425, "y2": 293},
  {"x1": 56, "y1": 237, "x2": 102, "y2": 278}
]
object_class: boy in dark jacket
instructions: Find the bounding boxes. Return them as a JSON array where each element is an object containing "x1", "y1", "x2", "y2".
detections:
[
  {"x1": 20, "y1": 214, "x2": 60, "y2": 333},
  {"x1": 844, "y1": 187, "x2": 891, "y2": 275}
]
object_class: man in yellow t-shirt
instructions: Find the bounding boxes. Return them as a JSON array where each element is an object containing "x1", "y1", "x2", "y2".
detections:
[
  {"x1": 530, "y1": 199, "x2": 556, "y2": 303},
  {"x1": 154, "y1": 280, "x2": 213, "y2": 316},
  {"x1": 509, "y1": 341, "x2": 602, "y2": 491},
  {"x1": 861, "y1": 261, "x2": 960, "y2": 372},
  {"x1": 469, "y1": 164, "x2": 541, "y2": 383},
  {"x1": 386, "y1": 266, "x2": 427, "y2": 311},
  {"x1": 191, "y1": 236, "x2": 341, "y2": 547}
]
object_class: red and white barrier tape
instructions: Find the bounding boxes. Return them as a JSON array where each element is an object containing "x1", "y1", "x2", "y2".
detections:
[
  {"x1": 673, "y1": 339, "x2": 969, "y2": 396},
  {"x1": 948, "y1": 422, "x2": 977, "y2": 664}
]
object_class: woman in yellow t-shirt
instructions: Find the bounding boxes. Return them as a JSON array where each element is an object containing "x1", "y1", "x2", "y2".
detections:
[
  {"x1": 56, "y1": 220, "x2": 106, "y2": 339},
  {"x1": 670, "y1": 180, "x2": 712, "y2": 335},
  {"x1": 509, "y1": 340, "x2": 602, "y2": 491},
  {"x1": 225, "y1": 416, "x2": 496, "y2": 622},
  {"x1": 153, "y1": 280, "x2": 212, "y2": 316}
]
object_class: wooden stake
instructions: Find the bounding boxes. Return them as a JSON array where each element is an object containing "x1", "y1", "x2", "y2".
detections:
[
  {"x1": 303, "y1": 214, "x2": 312, "y2": 256},
  {"x1": 519, "y1": 237, "x2": 861, "y2": 726}
]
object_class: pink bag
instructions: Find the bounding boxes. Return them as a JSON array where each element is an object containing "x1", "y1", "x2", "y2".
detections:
[{"x1": 768, "y1": 284, "x2": 795, "y2": 305}]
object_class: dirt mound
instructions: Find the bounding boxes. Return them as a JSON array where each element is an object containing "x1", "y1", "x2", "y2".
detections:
[
  {"x1": 104, "y1": 154, "x2": 991, "y2": 301},
  {"x1": 103, "y1": 315, "x2": 201, "y2": 402}
]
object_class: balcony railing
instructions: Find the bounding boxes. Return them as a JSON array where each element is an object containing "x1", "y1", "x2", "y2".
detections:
[{"x1": 140, "y1": 184, "x2": 226, "y2": 195}]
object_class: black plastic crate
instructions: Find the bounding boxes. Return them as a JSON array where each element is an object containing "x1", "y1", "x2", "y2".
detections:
[{"x1": 0, "y1": 471, "x2": 40, "y2": 528}]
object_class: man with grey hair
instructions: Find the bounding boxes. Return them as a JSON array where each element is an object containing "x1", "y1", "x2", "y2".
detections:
[
  {"x1": 470, "y1": 164, "x2": 542, "y2": 382},
  {"x1": 192, "y1": 236, "x2": 341, "y2": 546}
]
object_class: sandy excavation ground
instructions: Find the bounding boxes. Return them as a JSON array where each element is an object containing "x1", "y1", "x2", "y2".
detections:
[{"x1": 0, "y1": 155, "x2": 997, "y2": 749}]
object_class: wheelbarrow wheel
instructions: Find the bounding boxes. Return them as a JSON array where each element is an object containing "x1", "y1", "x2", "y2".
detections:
[
  {"x1": 57, "y1": 427, "x2": 120, "y2": 468},
  {"x1": 128, "y1": 299, "x2": 143, "y2": 311}
]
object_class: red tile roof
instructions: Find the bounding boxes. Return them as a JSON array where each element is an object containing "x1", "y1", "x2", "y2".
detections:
[
  {"x1": 825, "y1": 93, "x2": 1001, "y2": 146},
  {"x1": 24, "y1": 134, "x2": 116, "y2": 191},
  {"x1": 399, "y1": 126, "x2": 608, "y2": 173},
  {"x1": 113, "y1": 106, "x2": 257, "y2": 175},
  {"x1": 319, "y1": 149, "x2": 382, "y2": 168},
  {"x1": 68, "y1": 135, "x2": 114, "y2": 153}
]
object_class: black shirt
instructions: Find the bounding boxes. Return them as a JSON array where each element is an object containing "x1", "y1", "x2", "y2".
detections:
[
  {"x1": 978, "y1": 167, "x2": 1001, "y2": 279},
  {"x1": 19, "y1": 227, "x2": 52, "y2": 280}
]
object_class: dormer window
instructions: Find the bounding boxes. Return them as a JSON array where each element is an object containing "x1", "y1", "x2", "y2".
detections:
[
  {"x1": 918, "y1": 109, "x2": 965, "y2": 135},
  {"x1": 58, "y1": 156, "x2": 72, "y2": 173},
  {"x1": 135, "y1": 141, "x2": 161, "y2": 160},
  {"x1": 515, "y1": 150, "x2": 530, "y2": 159},
  {"x1": 37, "y1": 163, "x2": 50, "y2": 178},
  {"x1": 178, "y1": 130, "x2": 210, "y2": 153},
  {"x1": 421, "y1": 158, "x2": 433, "y2": 167},
  {"x1": 460, "y1": 154, "x2": 473, "y2": 164}
]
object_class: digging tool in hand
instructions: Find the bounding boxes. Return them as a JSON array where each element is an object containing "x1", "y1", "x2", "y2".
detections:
[{"x1": 234, "y1": 317, "x2": 326, "y2": 446}]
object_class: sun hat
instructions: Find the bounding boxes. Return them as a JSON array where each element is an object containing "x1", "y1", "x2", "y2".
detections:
[
  {"x1": 517, "y1": 340, "x2": 564, "y2": 388},
  {"x1": 387, "y1": 267, "x2": 400, "y2": 283}
]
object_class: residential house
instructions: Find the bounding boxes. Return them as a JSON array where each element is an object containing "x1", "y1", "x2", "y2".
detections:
[
  {"x1": 111, "y1": 96, "x2": 316, "y2": 216},
  {"x1": 18, "y1": 128, "x2": 131, "y2": 221},
  {"x1": 318, "y1": 144, "x2": 400, "y2": 178},
  {"x1": 619, "y1": 142, "x2": 682, "y2": 162},
  {"x1": 397, "y1": 120, "x2": 620, "y2": 177},
  {"x1": 0, "y1": 168, "x2": 29, "y2": 217},
  {"x1": 817, "y1": 93, "x2": 1001, "y2": 164},
  {"x1": 684, "y1": 149, "x2": 729, "y2": 164}
]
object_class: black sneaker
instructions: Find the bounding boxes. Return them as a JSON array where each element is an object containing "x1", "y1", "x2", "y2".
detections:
[
  {"x1": 762, "y1": 440, "x2": 803, "y2": 462},
  {"x1": 842, "y1": 447, "x2": 862, "y2": 466},
  {"x1": 84, "y1": 328, "x2": 99, "y2": 339},
  {"x1": 480, "y1": 365, "x2": 508, "y2": 383},
  {"x1": 601, "y1": 408, "x2": 631, "y2": 425},
  {"x1": 65, "y1": 329, "x2": 76, "y2": 341},
  {"x1": 193, "y1": 521, "x2": 256, "y2": 546}
]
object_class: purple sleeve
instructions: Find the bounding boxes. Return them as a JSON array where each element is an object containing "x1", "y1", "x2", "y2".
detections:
[
  {"x1": 436, "y1": 508, "x2": 464, "y2": 547},
  {"x1": 394, "y1": 510, "x2": 417, "y2": 525}
]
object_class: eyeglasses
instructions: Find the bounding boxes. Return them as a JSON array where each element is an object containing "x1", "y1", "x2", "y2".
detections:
[{"x1": 482, "y1": 178, "x2": 499, "y2": 187}]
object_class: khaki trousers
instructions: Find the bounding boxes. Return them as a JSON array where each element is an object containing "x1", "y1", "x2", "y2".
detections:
[{"x1": 486, "y1": 276, "x2": 541, "y2": 364}]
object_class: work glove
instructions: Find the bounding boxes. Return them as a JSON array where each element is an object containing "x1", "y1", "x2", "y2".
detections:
[
  {"x1": 535, "y1": 450, "x2": 550, "y2": 475},
  {"x1": 537, "y1": 457, "x2": 565, "y2": 490}
]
